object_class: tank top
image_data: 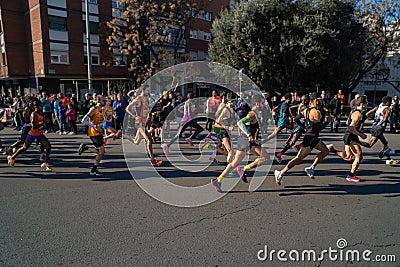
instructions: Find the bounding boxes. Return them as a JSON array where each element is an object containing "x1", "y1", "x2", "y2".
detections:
[
  {"x1": 88, "y1": 107, "x2": 104, "y2": 137},
  {"x1": 29, "y1": 112, "x2": 44, "y2": 136},
  {"x1": 374, "y1": 103, "x2": 389, "y2": 127},
  {"x1": 304, "y1": 108, "x2": 321, "y2": 137},
  {"x1": 345, "y1": 110, "x2": 364, "y2": 135},
  {"x1": 136, "y1": 96, "x2": 149, "y2": 124},
  {"x1": 216, "y1": 105, "x2": 235, "y2": 128}
]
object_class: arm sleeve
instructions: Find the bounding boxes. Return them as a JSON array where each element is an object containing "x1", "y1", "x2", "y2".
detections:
[
  {"x1": 294, "y1": 113, "x2": 305, "y2": 128},
  {"x1": 82, "y1": 114, "x2": 96, "y2": 128},
  {"x1": 237, "y1": 116, "x2": 252, "y2": 137}
]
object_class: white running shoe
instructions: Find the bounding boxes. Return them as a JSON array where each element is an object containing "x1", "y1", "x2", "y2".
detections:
[{"x1": 304, "y1": 166, "x2": 315, "y2": 179}]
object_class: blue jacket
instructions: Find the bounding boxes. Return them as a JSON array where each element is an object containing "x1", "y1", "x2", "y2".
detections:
[{"x1": 113, "y1": 99, "x2": 128, "y2": 120}]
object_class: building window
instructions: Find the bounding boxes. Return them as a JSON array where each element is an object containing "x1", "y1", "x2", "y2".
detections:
[
  {"x1": 81, "y1": 0, "x2": 97, "y2": 4},
  {"x1": 189, "y1": 51, "x2": 197, "y2": 61},
  {"x1": 204, "y1": 12, "x2": 212, "y2": 21},
  {"x1": 82, "y1": 21, "x2": 99, "y2": 34},
  {"x1": 48, "y1": 15, "x2": 67, "y2": 31},
  {"x1": 50, "y1": 51, "x2": 69, "y2": 64},
  {"x1": 204, "y1": 32, "x2": 211, "y2": 42},
  {"x1": 2, "y1": 52, "x2": 6, "y2": 66},
  {"x1": 189, "y1": 29, "x2": 198, "y2": 39},
  {"x1": 113, "y1": 50, "x2": 127, "y2": 66},
  {"x1": 84, "y1": 54, "x2": 100, "y2": 65},
  {"x1": 112, "y1": 0, "x2": 125, "y2": 9}
]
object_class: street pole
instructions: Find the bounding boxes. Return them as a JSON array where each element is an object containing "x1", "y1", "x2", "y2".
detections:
[
  {"x1": 85, "y1": 0, "x2": 93, "y2": 94},
  {"x1": 239, "y1": 68, "x2": 243, "y2": 95}
]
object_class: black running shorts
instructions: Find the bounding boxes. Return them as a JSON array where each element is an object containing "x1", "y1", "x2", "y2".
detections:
[
  {"x1": 302, "y1": 135, "x2": 320, "y2": 149},
  {"x1": 343, "y1": 133, "x2": 360, "y2": 146},
  {"x1": 90, "y1": 135, "x2": 104, "y2": 148}
]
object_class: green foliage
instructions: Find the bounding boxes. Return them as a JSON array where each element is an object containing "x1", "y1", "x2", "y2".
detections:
[{"x1": 209, "y1": 0, "x2": 366, "y2": 93}]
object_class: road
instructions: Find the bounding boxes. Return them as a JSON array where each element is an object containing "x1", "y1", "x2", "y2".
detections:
[{"x1": 0, "y1": 123, "x2": 399, "y2": 266}]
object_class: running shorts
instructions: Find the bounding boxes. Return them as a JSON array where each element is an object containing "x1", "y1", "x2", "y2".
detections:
[
  {"x1": 371, "y1": 123, "x2": 385, "y2": 137},
  {"x1": 218, "y1": 128, "x2": 230, "y2": 140},
  {"x1": 343, "y1": 133, "x2": 360, "y2": 146},
  {"x1": 26, "y1": 134, "x2": 44, "y2": 142},
  {"x1": 277, "y1": 117, "x2": 288, "y2": 128},
  {"x1": 90, "y1": 135, "x2": 104, "y2": 148},
  {"x1": 302, "y1": 135, "x2": 320, "y2": 149},
  {"x1": 102, "y1": 121, "x2": 113, "y2": 130},
  {"x1": 236, "y1": 136, "x2": 261, "y2": 152}
]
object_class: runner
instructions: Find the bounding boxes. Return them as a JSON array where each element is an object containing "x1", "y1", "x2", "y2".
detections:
[
  {"x1": 211, "y1": 94, "x2": 268, "y2": 192},
  {"x1": 103, "y1": 96, "x2": 122, "y2": 146},
  {"x1": 266, "y1": 93, "x2": 293, "y2": 142},
  {"x1": 275, "y1": 94, "x2": 310, "y2": 163},
  {"x1": 205, "y1": 90, "x2": 221, "y2": 132},
  {"x1": 274, "y1": 93, "x2": 331, "y2": 185},
  {"x1": 362, "y1": 96, "x2": 393, "y2": 160},
  {"x1": 327, "y1": 96, "x2": 369, "y2": 182},
  {"x1": 126, "y1": 88, "x2": 162, "y2": 166},
  {"x1": 9, "y1": 97, "x2": 35, "y2": 154},
  {"x1": 162, "y1": 93, "x2": 203, "y2": 152},
  {"x1": 7, "y1": 100, "x2": 52, "y2": 171},
  {"x1": 210, "y1": 92, "x2": 237, "y2": 164},
  {"x1": 78, "y1": 94, "x2": 107, "y2": 176}
]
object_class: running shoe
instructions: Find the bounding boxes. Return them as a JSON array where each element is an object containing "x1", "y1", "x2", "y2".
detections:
[
  {"x1": 211, "y1": 178, "x2": 222, "y2": 193},
  {"x1": 7, "y1": 156, "x2": 15, "y2": 167},
  {"x1": 39, "y1": 154, "x2": 46, "y2": 162},
  {"x1": 78, "y1": 144, "x2": 88, "y2": 155},
  {"x1": 274, "y1": 170, "x2": 283, "y2": 185},
  {"x1": 12, "y1": 147, "x2": 17, "y2": 154},
  {"x1": 41, "y1": 163, "x2": 52, "y2": 172},
  {"x1": 151, "y1": 159, "x2": 162, "y2": 167},
  {"x1": 115, "y1": 131, "x2": 122, "y2": 139},
  {"x1": 386, "y1": 159, "x2": 400, "y2": 165},
  {"x1": 185, "y1": 138, "x2": 194, "y2": 146},
  {"x1": 236, "y1": 166, "x2": 243, "y2": 180},
  {"x1": 202, "y1": 142, "x2": 211, "y2": 150},
  {"x1": 209, "y1": 151, "x2": 217, "y2": 163},
  {"x1": 346, "y1": 174, "x2": 361, "y2": 182},
  {"x1": 304, "y1": 166, "x2": 315, "y2": 179},
  {"x1": 161, "y1": 143, "x2": 170, "y2": 155},
  {"x1": 378, "y1": 146, "x2": 390, "y2": 159},
  {"x1": 326, "y1": 144, "x2": 334, "y2": 153},
  {"x1": 275, "y1": 152, "x2": 283, "y2": 164},
  {"x1": 241, "y1": 169, "x2": 249, "y2": 183},
  {"x1": 90, "y1": 169, "x2": 103, "y2": 176}
]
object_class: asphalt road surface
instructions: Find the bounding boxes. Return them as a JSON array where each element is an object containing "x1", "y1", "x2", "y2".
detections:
[{"x1": 0, "y1": 123, "x2": 399, "y2": 266}]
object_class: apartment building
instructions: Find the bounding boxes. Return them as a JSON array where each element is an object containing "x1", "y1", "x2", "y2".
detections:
[
  {"x1": 0, "y1": 0, "x2": 240, "y2": 98},
  {"x1": 0, "y1": 0, "x2": 131, "y2": 98}
]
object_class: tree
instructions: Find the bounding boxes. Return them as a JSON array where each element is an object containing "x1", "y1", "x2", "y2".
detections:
[
  {"x1": 347, "y1": 0, "x2": 400, "y2": 93},
  {"x1": 210, "y1": 0, "x2": 365, "y2": 92},
  {"x1": 106, "y1": 0, "x2": 194, "y2": 87}
]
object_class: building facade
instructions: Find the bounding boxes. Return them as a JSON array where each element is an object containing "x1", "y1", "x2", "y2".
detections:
[
  {"x1": 0, "y1": 0, "x2": 131, "y2": 99},
  {"x1": 0, "y1": 0, "x2": 238, "y2": 99}
]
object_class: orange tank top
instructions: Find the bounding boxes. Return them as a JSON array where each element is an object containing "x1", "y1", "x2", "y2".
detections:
[
  {"x1": 29, "y1": 112, "x2": 44, "y2": 136},
  {"x1": 88, "y1": 107, "x2": 104, "y2": 137}
]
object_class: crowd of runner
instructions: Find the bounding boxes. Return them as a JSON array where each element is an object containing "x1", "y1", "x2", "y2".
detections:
[{"x1": 0, "y1": 88, "x2": 398, "y2": 191}]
